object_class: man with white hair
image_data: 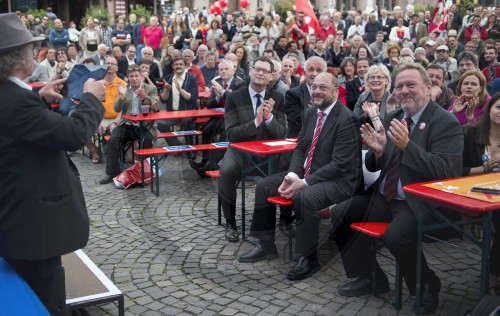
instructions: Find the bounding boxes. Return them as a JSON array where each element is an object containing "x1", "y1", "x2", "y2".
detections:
[
  {"x1": 141, "y1": 46, "x2": 162, "y2": 79},
  {"x1": 182, "y1": 49, "x2": 206, "y2": 93},
  {"x1": 268, "y1": 60, "x2": 289, "y2": 96},
  {"x1": 347, "y1": 16, "x2": 365, "y2": 40},
  {"x1": 92, "y1": 44, "x2": 108, "y2": 66}
]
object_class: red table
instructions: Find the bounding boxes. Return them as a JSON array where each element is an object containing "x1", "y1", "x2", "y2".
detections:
[
  {"x1": 229, "y1": 138, "x2": 298, "y2": 240},
  {"x1": 404, "y1": 174, "x2": 500, "y2": 314},
  {"x1": 123, "y1": 108, "x2": 224, "y2": 123}
]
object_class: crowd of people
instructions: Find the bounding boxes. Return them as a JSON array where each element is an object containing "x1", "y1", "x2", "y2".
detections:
[{"x1": 3, "y1": 4, "x2": 500, "y2": 314}]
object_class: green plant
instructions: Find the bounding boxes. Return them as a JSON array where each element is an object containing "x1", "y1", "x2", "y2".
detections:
[
  {"x1": 275, "y1": 0, "x2": 295, "y2": 21},
  {"x1": 131, "y1": 5, "x2": 153, "y2": 19},
  {"x1": 413, "y1": 4, "x2": 434, "y2": 14},
  {"x1": 26, "y1": 9, "x2": 54, "y2": 28},
  {"x1": 80, "y1": 5, "x2": 110, "y2": 29}
]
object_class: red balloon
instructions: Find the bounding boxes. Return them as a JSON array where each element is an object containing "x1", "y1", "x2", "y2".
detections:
[
  {"x1": 209, "y1": 5, "x2": 215, "y2": 13},
  {"x1": 240, "y1": 0, "x2": 249, "y2": 9},
  {"x1": 215, "y1": 6, "x2": 223, "y2": 14},
  {"x1": 220, "y1": 0, "x2": 228, "y2": 8},
  {"x1": 214, "y1": 1, "x2": 221, "y2": 8}
]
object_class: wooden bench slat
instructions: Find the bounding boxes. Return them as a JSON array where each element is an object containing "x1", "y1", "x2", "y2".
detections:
[{"x1": 350, "y1": 222, "x2": 390, "y2": 238}]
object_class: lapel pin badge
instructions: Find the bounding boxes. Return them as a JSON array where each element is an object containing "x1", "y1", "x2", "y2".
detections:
[{"x1": 419, "y1": 122, "x2": 426, "y2": 130}]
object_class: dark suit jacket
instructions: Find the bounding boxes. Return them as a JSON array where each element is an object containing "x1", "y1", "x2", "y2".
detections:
[
  {"x1": 289, "y1": 102, "x2": 362, "y2": 195},
  {"x1": 346, "y1": 77, "x2": 363, "y2": 110},
  {"x1": 0, "y1": 80, "x2": 104, "y2": 260},
  {"x1": 365, "y1": 101, "x2": 464, "y2": 219},
  {"x1": 222, "y1": 23, "x2": 237, "y2": 42},
  {"x1": 330, "y1": 48, "x2": 346, "y2": 68},
  {"x1": 462, "y1": 127, "x2": 483, "y2": 176},
  {"x1": 163, "y1": 73, "x2": 198, "y2": 111},
  {"x1": 206, "y1": 76, "x2": 247, "y2": 109},
  {"x1": 223, "y1": 87, "x2": 286, "y2": 160},
  {"x1": 284, "y1": 83, "x2": 310, "y2": 138},
  {"x1": 117, "y1": 56, "x2": 130, "y2": 77}
]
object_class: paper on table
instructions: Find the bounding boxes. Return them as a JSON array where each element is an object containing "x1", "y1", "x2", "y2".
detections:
[
  {"x1": 172, "y1": 130, "x2": 199, "y2": 135},
  {"x1": 212, "y1": 142, "x2": 229, "y2": 147},
  {"x1": 263, "y1": 141, "x2": 296, "y2": 146},
  {"x1": 164, "y1": 145, "x2": 194, "y2": 151}
]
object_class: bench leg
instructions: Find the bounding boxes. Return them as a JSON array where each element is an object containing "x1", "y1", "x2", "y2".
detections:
[
  {"x1": 288, "y1": 223, "x2": 293, "y2": 261},
  {"x1": 217, "y1": 195, "x2": 222, "y2": 226},
  {"x1": 395, "y1": 261, "x2": 402, "y2": 310},
  {"x1": 118, "y1": 294, "x2": 125, "y2": 316}
]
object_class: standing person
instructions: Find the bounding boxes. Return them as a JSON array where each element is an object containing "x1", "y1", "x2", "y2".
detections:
[
  {"x1": 286, "y1": 11, "x2": 309, "y2": 42},
  {"x1": 111, "y1": 18, "x2": 131, "y2": 53},
  {"x1": 144, "y1": 15, "x2": 165, "y2": 59},
  {"x1": 331, "y1": 63, "x2": 464, "y2": 315},
  {"x1": 132, "y1": 15, "x2": 147, "y2": 60},
  {"x1": 482, "y1": 47, "x2": 500, "y2": 84},
  {"x1": 79, "y1": 17, "x2": 103, "y2": 59},
  {"x1": 364, "y1": 13, "x2": 382, "y2": 45},
  {"x1": 218, "y1": 57, "x2": 286, "y2": 242},
  {"x1": 0, "y1": 13, "x2": 106, "y2": 314},
  {"x1": 98, "y1": 16, "x2": 113, "y2": 53},
  {"x1": 49, "y1": 19, "x2": 69, "y2": 49},
  {"x1": 34, "y1": 15, "x2": 51, "y2": 62}
]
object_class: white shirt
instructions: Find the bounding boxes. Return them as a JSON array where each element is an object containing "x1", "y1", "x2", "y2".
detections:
[
  {"x1": 9, "y1": 76, "x2": 32, "y2": 91},
  {"x1": 248, "y1": 86, "x2": 273, "y2": 127},
  {"x1": 172, "y1": 71, "x2": 186, "y2": 111},
  {"x1": 347, "y1": 24, "x2": 365, "y2": 38}
]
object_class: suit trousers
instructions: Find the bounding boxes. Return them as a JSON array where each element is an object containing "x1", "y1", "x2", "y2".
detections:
[
  {"x1": 6, "y1": 256, "x2": 63, "y2": 315},
  {"x1": 331, "y1": 191, "x2": 438, "y2": 295},
  {"x1": 250, "y1": 171, "x2": 344, "y2": 256},
  {"x1": 106, "y1": 124, "x2": 153, "y2": 177}
]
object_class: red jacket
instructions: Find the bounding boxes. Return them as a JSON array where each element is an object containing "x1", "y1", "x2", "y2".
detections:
[
  {"x1": 464, "y1": 26, "x2": 488, "y2": 43},
  {"x1": 187, "y1": 64, "x2": 206, "y2": 93},
  {"x1": 316, "y1": 24, "x2": 336, "y2": 41}
]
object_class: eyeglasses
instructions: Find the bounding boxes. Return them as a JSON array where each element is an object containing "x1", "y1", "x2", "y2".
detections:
[
  {"x1": 252, "y1": 67, "x2": 271, "y2": 74},
  {"x1": 369, "y1": 75, "x2": 386, "y2": 81},
  {"x1": 105, "y1": 62, "x2": 117, "y2": 65}
]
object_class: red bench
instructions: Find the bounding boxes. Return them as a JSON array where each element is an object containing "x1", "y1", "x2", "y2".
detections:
[
  {"x1": 134, "y1": 143, "x2": 228, "y2": 196},
  {"x1": 350, "y1": 222, "x2": 402, "y2": 310}
]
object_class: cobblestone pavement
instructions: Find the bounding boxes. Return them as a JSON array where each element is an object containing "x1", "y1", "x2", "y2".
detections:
[{"x1": 71, "y1": 149, "x2": 484, "y2": 316}]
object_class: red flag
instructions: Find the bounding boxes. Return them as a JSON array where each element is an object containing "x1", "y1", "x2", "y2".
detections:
[
  {"x1": 296, "y1": 0, "x2": 319, "y2": 34},
  {"x1": 430, "y1": 0, "x2": 450, "y2": 32}
]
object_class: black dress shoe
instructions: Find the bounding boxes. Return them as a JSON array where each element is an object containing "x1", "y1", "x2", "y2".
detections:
[
  {"x1": 238, "y1": 244, "x2": 278, "y2": 263},
  {"x1": 415, "y1": 278, "x2": 441, "y2": 315},
  {"x1": 188, "y1": 159, "x2": 202, "y2": 171},
  {"x1": 286, "y1": 256, "x2": 320, "y2": 280},
  {"x1": 99, "y1": 175, "x2": 114, "y2": 185},
  {"x1": 338, "y1": 276, "x2": 390, "y2": 297},
  {"x1": 225, "y1": 224, "x2": 239, "y2": 242}
]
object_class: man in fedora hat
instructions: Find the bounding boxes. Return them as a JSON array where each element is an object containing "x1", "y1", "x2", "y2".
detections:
[{"x1": 0, "y1": 13, "x2": 106, "y2": 314}]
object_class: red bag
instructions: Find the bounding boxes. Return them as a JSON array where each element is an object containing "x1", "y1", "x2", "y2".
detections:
[{"x1": 113, "y1": 159, "x2": 154, "y2": 189}]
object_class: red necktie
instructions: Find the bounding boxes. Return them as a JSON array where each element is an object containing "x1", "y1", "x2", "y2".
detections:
[
  {"x1": 383, "y1": 117, "x2": 412, "y2": 200},
  {"x1": 304, "y1": 111, "x2": 326, "y2": 178},
  {"x1": 220, "y1": 82, "x2": 228, "y2": 108}
]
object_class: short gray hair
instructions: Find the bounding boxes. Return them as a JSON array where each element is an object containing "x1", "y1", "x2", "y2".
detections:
[
  {"x1": 0, "y1": 44, "x2": 32, "y2": 79},
  {"x1": 364, "y1": 64, "x2": 392, "y2": 93}
]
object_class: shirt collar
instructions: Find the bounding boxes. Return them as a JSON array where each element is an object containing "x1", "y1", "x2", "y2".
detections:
[
  {"x1": 9, "y1": 76, "x2": 32, "y2": 91},
  {"x1": 406, "y1": 102, "x2": 428, "y2": 126},
  {"x1": 248, "y1": 85, "x2": 265, "y2": 100}
]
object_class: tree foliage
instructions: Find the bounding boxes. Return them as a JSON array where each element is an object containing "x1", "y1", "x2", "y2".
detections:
[
  {"x1": 130, "y1": 5, "x2": 153, "y2": 19},
  {"x1": 79, "y1": 5, "x2": 110, "y2": 29}
]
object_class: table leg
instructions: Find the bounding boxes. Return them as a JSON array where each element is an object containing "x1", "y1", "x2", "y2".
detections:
[
  {"x1": 240, "y1": 152, "x2": 246, "y2": 241},
  {"x1": 480, "y1": 212, "x2": 493, "y2": 298},
  {"x1": 415, "y1": 208, "x2": 424, "y2": 316}
]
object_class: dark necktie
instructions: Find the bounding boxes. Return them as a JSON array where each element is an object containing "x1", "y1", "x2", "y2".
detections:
[
  {"x1": 383, "y1": 117, "x2": 412, "y2": 201},
  {"x1": 411, "y1": 24, "x2": 417, "y2": 40},
  {"x1": 220, "y1": 82, "x2": 228, "y2": 108},
  {"x1": 304, "y1": 111, "x2": 326, "y2": 178},
  {"x1": 255, "y1": 94, "x2": 262, "y2": 116}
]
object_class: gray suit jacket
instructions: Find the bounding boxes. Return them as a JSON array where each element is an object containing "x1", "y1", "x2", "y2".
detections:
[
  {"x1": 365, "y1": 101, "x2": 464, "y2": 218},
  {"x1": 289, "y1": 101, "x2": 363, "y2": 196}
]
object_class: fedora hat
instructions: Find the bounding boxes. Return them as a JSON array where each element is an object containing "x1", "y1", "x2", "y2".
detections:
[{"x1": 0, "y1": 13, "x2": 45, "y2": 55}]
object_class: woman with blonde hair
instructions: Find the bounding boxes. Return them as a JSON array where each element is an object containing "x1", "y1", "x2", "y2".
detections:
[
  {"x1": 450, "y1": 70, "x2": 491, "y2": 125},
  {"x1": 353, "y1": 64, "x2": 393, "y2": 126},
  {"x1": 259, "y1": 15, "x2": 279, "y2": 46}
]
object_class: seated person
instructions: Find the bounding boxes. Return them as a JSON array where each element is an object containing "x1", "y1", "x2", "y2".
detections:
[
  {"x1": 200, "y1": 52, "x2": 218, "y2": 89},
  {"x1": 189, "y1": 59, "x2": 246, "y2": 175},
  {"x1": 238, "y1": 73, "x2": 362, "y2": 284},
  {"x1": 182, "y1": 48, "x2": 206, "y2": 93},
  {"x1": 330, "y1": 63, "x2": 463, "y2": 315},
  {"x1": 157, "y1": 57, "x2": 199, "y2": 155},
  {"x1": 99, "y1": 64, "x2": 160, "y2": 184}
]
